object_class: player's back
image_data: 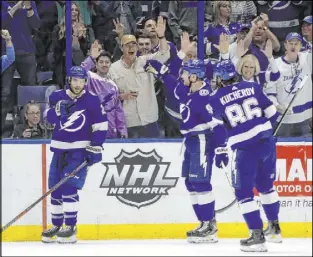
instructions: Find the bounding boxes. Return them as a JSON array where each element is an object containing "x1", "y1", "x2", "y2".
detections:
[{"x1": 210, "y1": 81, "x2": 277, "y2": 149}]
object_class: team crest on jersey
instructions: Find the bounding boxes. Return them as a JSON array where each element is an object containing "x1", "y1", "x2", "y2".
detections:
[
  {"x1": 59, "y1": 110, "x2": 86, "y2": 132},
  {"x1": 199, "y1": 89, "x2": 210, "y2": 96}
]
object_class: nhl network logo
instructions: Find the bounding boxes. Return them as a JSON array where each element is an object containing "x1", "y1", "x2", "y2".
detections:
[{"x1": 100, "y1": 149, "x2": 179, "y2": 208}]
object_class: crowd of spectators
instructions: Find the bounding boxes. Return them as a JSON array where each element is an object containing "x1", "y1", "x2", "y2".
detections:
[{"x1": 1, "y1": 1, "x2": 312, "y2": 139}]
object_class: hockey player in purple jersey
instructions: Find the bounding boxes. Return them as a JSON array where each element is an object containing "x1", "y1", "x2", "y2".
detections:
[
  {"x1": 41, "y1": 66, "x2": 107, "y2": 244},
  {"x1": 210, "y1": 60, "x2": 282, "y2": 252},
  {"x1": 146, "y1": 55, "x2": 229, "y2": 243}
]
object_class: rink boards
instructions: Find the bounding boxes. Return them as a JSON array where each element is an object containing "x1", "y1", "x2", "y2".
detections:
[{"x1": 1, "y1": 139, "x2": 312, "y2": 241}]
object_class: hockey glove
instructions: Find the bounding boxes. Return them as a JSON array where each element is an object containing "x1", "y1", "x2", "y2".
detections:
[
  {"x1": 86, "y1": 145, "x2": 103, "y2": 166},
  {"x1": 55, "y1": 100, "x2": 76, "y2": 117},
  {"x1": 144, "y1": 60, "x2": 169, "y2": 80},
  {"x1": 214, "y1": 146, "x2": 229, "y2": 169}
]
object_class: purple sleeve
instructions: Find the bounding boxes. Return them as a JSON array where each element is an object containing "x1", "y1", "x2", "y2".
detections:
[
  {"x1": 81, "y1": 56, "x2": 96, "y2": 72},
  {"x1": 46, "y1": 91, "x2": 61, "y2": 124},
  {"x1": 168, "y1": 41, "x2": 177, "y2": 59},
  {"x1": 174, "y1": 81, "x2": 190, "y2": 102},
  {"x1": 115, "y1": 97, "x2": 128, "y2": 136}
]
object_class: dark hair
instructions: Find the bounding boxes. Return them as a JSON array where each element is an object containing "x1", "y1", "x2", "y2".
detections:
[
  {"x1": 142, "y1": 16, "x2": 157, "y2": 28},
  {"x1": 136, "y1": 33, "x2": 151, "y2": 41},
  {"x1": 96, "y1": 51, "x2": 113, "y2": 63}
]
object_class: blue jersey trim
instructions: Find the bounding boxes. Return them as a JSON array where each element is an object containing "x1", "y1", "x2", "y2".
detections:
[{"x1": 0, "y1": 137, "x2": 312, "y2": 145}]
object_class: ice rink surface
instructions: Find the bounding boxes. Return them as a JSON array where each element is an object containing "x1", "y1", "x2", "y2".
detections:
[{"x1": 2, "y1": 238, "x2": 312, "y2": 256}]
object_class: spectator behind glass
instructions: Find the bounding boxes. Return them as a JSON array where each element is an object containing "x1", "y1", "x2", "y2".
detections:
[
  {"x1": 235, "y1": 45, "x2": 280, "y2": 86},
  {"x1": 12, "y1": 101, "x2": 47, "y2": 139},
  {"x1": 92, "y1": 0, "x2": 117, "y2": 54},
  {"x1": 264, "y1": 33, "x2": 312, "y2": 137},
  {"x1": 108, "y1": 16, "x2": 170, "y2": 138},
  {"x1": 301, "y1": 16, "x2": 312, "y2": 75},
  {"x1": 142, "y1": 17, "x2": 177, "y2": 61},
  {"x1": 1, "y1": 30, "x2": 15, "y2": 74},
  {"x1": 204, "y1": 1, "x2": 241, "y2": 59},
  {"x1": 47, "y1": 2, "x2": 90, "y2": 88},
  {"x1": 229, "y1": 1, "x2": 257, "y2": 25},
  {"x1": 243, "y1": 14, "x2": 280, "y2": 73},
  {"x1": 136, "y1": 33, "x2": 152, "y2": 56},
  {"x1": 228, "y1": 24, "x2": 250, "y2": 63},
  {"x1": 301, "y1": 16, "x2": 312, "y2": 53},
  {"x1": 81, "y1": 41, "x2": 128, "y2": 139},
  {"x1": 33, "y1": 0, "x2": 58, "y2": 72},
  {"x1": 137, "y1": 1, "x2": 174, "y2": 43},
  {"x1": 256, "y1": 1, "x2": 308, "y2": 57},
  {"x1": 168, "y1": 0, "x2": 213, "y2": 47},
  {"x1": 1, "y1": 1, "x2": 39, "y2": 135},
  {"x1": 107, "y1": 1, "x2": 142, "y2": 36}
]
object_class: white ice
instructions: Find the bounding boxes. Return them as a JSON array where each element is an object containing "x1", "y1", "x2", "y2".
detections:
[{"x1": 2, "y1": 238, "x2": 312, "y2": 256}]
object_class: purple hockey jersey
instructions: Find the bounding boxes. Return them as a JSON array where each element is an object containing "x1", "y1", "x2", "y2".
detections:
[
  {"x1": 81, "y1": 56, "x2": 127, "y2": 138},
  {"x1": 46, "y1": 89, "x2": 108, "y2": 153}
]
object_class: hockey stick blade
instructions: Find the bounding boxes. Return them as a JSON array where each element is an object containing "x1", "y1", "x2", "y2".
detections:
[
  {"x1": 273, "y1": 74, "x2": 309, "y2": 136},
  {"x1": 0, "y1": 161, "x2": 88, "y2": 233}
]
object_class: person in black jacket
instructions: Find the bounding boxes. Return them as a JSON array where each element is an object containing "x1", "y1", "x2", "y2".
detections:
[{"x1": 12, "y1": 101, "x2": 47, "y2": 139}]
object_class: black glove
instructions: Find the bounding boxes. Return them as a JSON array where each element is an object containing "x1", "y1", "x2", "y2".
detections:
[{"x1": 55, "y1": 100, "x2": 76, "y2": 117}]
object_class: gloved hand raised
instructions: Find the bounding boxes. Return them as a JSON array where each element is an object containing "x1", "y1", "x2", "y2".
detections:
[
  {"x1": 86, "y1": 145, "x2": 103, "y2": 166},
  {"x1": 214, "y1": 146, "x2": 229, "y2": 168},
  {"x1": 55, "y1": 100, "x2": 76, "y2": 117},
  {"x1": 144, "y1": 60, "x2": 169, "y2": 79}
]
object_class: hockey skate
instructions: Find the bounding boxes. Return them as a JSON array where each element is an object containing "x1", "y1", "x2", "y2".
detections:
[
  {"x1": 56, "y1": 225, "x2": 77, "y2": 244},
  {"x1": 264, "y1": 220, "x2": 282, "y2": 243},
  {"x1": 186, "y1": 221, "x2": 204, "y2": 237},
  {"x1": 41, "y1": 225, "x2": 61, "y2": 243},
  {"x1": 187, "y1": 219, "x2": 218, "y2": 244},
  {"x1": 240, "y1": 229, "x2": 267, "y2": 252}
]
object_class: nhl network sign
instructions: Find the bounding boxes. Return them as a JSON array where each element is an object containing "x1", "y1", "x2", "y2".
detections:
[{"x1": 100, "y1": 149, "x2": 179, "y2": 208}]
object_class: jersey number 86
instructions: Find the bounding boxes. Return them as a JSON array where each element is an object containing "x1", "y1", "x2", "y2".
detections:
[{"x1": 225, "y1": 97, "x2": 262, "y2": 127}]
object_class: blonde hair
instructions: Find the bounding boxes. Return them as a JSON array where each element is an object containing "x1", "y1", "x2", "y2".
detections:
[
  {"x1": 59, "y1": 2, "x2": 85, "y2": 40},
  {"x1": 212, "y1": 1, "x2": 232, "y2": 26},
  {"x1": 236, "y1": 54, "x2": 261, "y2": 76}
]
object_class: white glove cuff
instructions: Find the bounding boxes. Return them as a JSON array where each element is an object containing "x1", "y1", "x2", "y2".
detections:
[
  {"x1": 215, "y1": 147, "x2": 228, "y2": 155},
  {"x1": 86, "y1": 145, "x2": 103, "y2": 154}
]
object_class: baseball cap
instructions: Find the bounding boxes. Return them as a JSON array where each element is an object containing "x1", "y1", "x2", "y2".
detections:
[
  {"x1": 239, "y1": 24, "x2": 251, "y2": 31},
  {"x1": 285, "y1": 32, "x2": 302, "y2": 42},
  {"x1": 302, "y1": 16, "x2": 312, "y2": 24},
  {"x1": 121, "y1": 35, "x2": 137, "y2": 46}
]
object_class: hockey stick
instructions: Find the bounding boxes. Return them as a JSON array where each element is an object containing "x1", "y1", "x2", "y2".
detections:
[
  {"x1": 0, "y1": 161, "x2": 88, "y2": 233},
  {"x1": 218, "y1": 162, "x2": 240, "y2": 212},
  {"x1": 273, "y1": 74, "x2": 309, "y2": 136}
]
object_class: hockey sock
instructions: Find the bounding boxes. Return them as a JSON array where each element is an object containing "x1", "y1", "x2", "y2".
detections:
[
  {"x1": 51, "y1": 189, "x2": 64, "y2": 227},
  {"x1": 189, "y1": 192, "x2": 203, "y2": 220},
  {"x1": 239, "y1": 198, "x2": 263, "y2": 229},
  {"x1": 259, "y1": 189, "x2": 280, "y2": 221},
  {"x1": 197, "y1": 191, "x2": 215, "y2": 221},
  {"x1": 62, "y1": 186, "x2": 79, "y2": 226}
]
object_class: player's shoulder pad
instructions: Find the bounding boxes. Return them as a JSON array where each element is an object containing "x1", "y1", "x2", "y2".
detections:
[{"x1": 49, "y1": 90, "x2": 64, "y2": 105}]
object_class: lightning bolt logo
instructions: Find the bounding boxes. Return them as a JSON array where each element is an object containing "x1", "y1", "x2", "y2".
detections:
[
  {"x1": 201, "y1": 161, "x2": 208, "y2": 177},
  {"x1": 60, "y1": 110, "x2": 86, "y2": 132}
]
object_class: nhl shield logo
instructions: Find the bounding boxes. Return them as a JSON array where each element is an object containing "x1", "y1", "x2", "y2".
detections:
[{"x1": 100, "y1": 149, "x2": 179, "y2": 208}]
